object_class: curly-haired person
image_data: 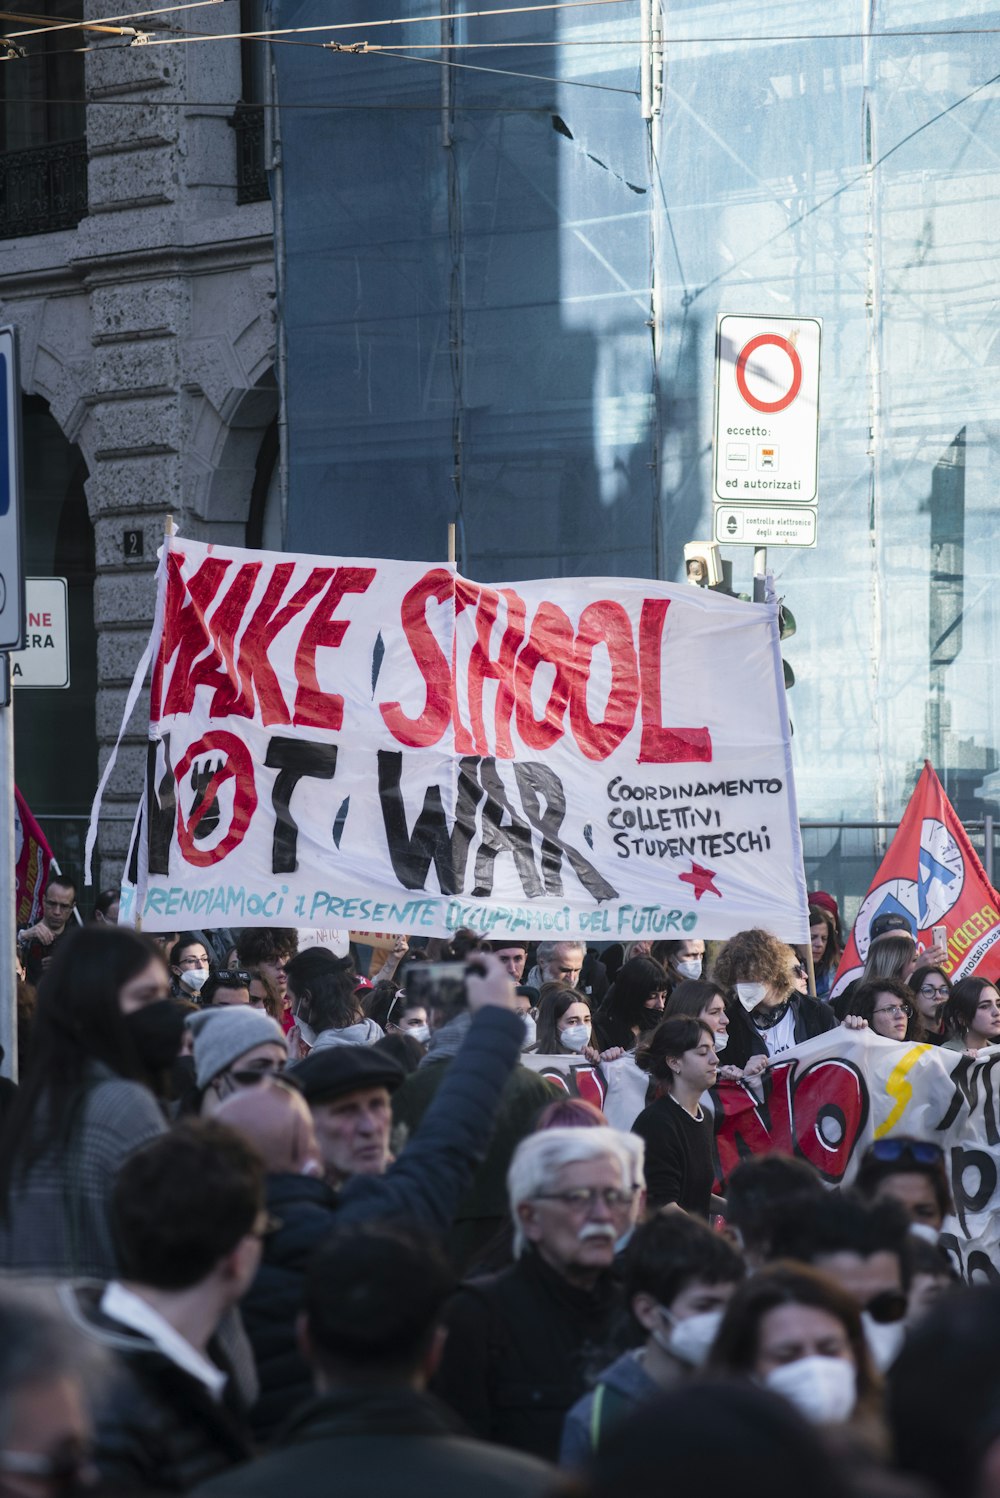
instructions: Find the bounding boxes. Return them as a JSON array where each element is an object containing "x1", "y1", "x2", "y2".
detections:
[{"x1": 710, "y1": 928, "x2": 835, "y2": 1071}]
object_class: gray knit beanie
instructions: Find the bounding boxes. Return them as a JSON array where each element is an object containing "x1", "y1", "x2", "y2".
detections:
[{"x1": 187, "y1": 1007, "x2": 287, "y2": 1089}]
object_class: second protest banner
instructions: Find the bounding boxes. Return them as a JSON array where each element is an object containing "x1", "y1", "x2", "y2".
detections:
[{"x1": 127, "y1": 536, "x2": 809, "y2": 940}]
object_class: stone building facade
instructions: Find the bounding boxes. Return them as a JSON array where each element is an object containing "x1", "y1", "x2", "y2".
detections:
[{"x1": 5, "y1": 1, "x2": 277, "y2": 889}]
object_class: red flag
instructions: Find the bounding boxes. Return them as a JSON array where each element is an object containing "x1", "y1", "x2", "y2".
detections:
[
  {"x1": 14, "y1": 787, "x2": 53, "y2": 930},
  {"x1": 832, "y1": 761, "x2": 1000, "y2": 995}
]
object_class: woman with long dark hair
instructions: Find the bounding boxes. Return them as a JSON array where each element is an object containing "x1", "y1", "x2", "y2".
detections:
[
  {"x1": 534, "y1": 983, "x2": 595, "y2": 1057},
  {"x1": 0, "y1": 927, "x2": 185, "y2": 1276},
  {"x1": 907, "y1": 965, "x2": 951, "y2": 1045},
  {"x1": 594, "y1": 956, "x2": 671, "y2": 1051},
  {"x1": 285, "y1": 947, "x2": 383, "y2": 1057},
  {"x1": 942, "y1": 976, "x2": 1000, "y2": 1054}
]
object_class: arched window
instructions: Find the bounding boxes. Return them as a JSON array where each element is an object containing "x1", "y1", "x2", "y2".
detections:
[{"x1": 13, "y1": 395, "x2": 96, "y2": 884}]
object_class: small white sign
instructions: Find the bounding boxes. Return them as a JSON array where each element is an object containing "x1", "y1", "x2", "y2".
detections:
[
  {"x1": 713, "y1": 313, "x2": 821, "y2": 507},
  {"x1": 714, "y1": 505, "x2": 817, "y2": 549},
  {"x1": 11, "y1": 578, "x2": 70, "y2": 688}
]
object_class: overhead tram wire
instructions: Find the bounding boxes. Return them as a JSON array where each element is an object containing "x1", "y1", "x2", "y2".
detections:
[
  {"x1": 0, "y1": 0, "x2": 997, "y2": 48},
  {"x1": 0, "y1": 0, "x2": 225, "y2": 40},
  {"x1": 57, "y1": 0, "x2": 638, "y2": 50},
  {"x1": 323, "y1": 45, "x2": 639, "y2": 94}
]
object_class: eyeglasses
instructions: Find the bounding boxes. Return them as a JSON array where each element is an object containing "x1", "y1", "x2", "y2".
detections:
[
  {"x1": 873, "y1": 1003, "x2": 912, "y2": 1019},
  {"x1": 869, "y1": 1139, "x2": 943, "y2": 1166},
  {"x1": 918, "y1": 984, "x2": 949, "y2": 998},
  {"x1": 178, "y1": 954, "x2": 209, "y2": 968},
  {"x1": 533, "y1": 1187, "x2": 638, "y2": 1211}
]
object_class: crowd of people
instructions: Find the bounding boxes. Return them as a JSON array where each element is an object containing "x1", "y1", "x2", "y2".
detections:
[{"x1": 1, "y1": 875, "x2": 996, "y2": 1498}]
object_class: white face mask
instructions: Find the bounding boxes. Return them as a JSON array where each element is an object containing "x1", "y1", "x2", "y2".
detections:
[
  {"x1": 676, "y1": 958, "x2": 703, "y2": 981},
  {"x1": 405, "y1": 1023, "x2": 430, "y2": 1045},
  {"x1": 713, "y1": 1029, "x2": 729, "y2": 1053},
  {"x1": 655, "y1": 1307, "x2": 724, "y2": 1368},
  {"x1": 908, "y1": 1222, "x2": 940, "y2": 1247},
  {"x1": 764, "y1": 1356, "x2": 857, "y2": 1424},
  {"x1": 861, "y1": 1311, "x2": 907, "y2": 1372},
  {"x1": 180, "y1": 968, "x2": 209, "y2": 994},
  {"x1": 736, "y1": 981, "x2": 768, "y2": 1012},
  {"x1": 521, "y1": 1015, "x2": 537, "y2": 1049},
  {"x1": 296, "y1": 1016, "x2": 317, "y2": 1047},
  {"x1": 560, "y1": 1023, "x2": 591, "y2": 1054}
]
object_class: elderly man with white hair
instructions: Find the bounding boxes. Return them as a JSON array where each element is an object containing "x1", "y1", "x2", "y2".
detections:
[{"x1": 431, "y1": 1126, "x2": 644, "y2": 1462}]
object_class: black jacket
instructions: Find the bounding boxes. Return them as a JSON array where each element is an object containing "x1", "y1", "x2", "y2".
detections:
[
  {"x1": 191, "y1": 1386, "x2": 553, "y2": 1498},
  {"x1": 721, "y1": 993, "x2": 837, "y2": 1070},
  {"x1": 244, "y1": 1005, "x2": 525, "y2": 1438},
  {"x1": 60, "y1": 1284, "x2": 252, "y2": 1492},
  {"x1": 431, "y1": 1247, "x2": 617, "y2": 1461}
]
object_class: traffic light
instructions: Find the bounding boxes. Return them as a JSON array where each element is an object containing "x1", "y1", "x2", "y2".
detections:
[{"x1": 682, "y1": 541, "x2": 723, "y2": 588}]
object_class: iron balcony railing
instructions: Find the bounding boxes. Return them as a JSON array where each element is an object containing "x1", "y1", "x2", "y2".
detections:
[
  {"x1": 230, "y1": 103, "x2": 269, "y2": 205},
  {"x1": 0, "y1": 136, "x2": 87, "y2": 239}
]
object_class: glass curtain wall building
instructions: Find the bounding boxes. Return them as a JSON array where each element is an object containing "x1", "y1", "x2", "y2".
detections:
[{"x1": 271, "y1": 1, "x2": 1000, "y2": 910}]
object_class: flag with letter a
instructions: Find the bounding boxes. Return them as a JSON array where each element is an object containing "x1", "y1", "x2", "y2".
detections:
[{"x1": 832, "y1": 761, "x2": 1000, "y2": 994}]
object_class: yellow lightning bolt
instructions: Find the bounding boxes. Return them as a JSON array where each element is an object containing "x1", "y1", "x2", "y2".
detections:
[{"x1": 874, "y1": 1044, "x2": 931, "y2": 1139}]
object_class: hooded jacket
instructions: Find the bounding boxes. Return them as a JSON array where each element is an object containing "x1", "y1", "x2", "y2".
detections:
[
  {"x1": 560, "y1": 1349, "x2": 660, "y2": 1466},
  {"x1": 309, "y1": 1017, "x2": 384, "y2": 1050}
]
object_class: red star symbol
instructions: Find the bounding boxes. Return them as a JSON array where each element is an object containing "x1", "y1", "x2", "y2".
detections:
[{"x1": 679, "y1": 861, "x2": 722, "y2": 901}]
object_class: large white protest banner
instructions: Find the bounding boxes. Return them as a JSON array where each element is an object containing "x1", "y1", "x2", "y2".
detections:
[
  {"x1": 119, "y1": 536, "x2": 809, "y2": 941},
  {"x1": 526, "y1": 1030, "x2": 1000, "y2": 1279}
]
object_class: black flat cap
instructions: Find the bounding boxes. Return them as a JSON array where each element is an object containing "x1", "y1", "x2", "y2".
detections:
[{"x1": 289, "y1": 1044, "x2": 406, "y2": 1104}]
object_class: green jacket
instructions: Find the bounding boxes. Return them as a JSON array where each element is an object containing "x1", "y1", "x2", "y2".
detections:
[{"x1": 393, "y1": 1054, "x2": 558, "y2": 1270}]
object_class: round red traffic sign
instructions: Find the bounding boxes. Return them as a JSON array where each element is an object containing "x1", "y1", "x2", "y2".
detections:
[{"x1": 735, "y1": 333, "x2": 802, "y2": 413}]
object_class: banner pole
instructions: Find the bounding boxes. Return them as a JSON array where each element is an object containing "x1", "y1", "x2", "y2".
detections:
[
  {"x1": 447, "y1": 523, "x2": 456, "y2": 565},
  {"x1": 986, "y1": 814, "x2": 995, "y2": 885},
  {"x1": 753, "y1": 546, "x2": 767, "y2": 603},
  {"x1": 0, "y1": 655, "x2": 17, "y2": 1080},
  {"x1": 804, "y1": 932, "x2": 817, "y2": 998}
]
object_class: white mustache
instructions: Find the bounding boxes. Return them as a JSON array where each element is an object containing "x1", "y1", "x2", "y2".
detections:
[{"x1": 578, "y1": 1223, "x2": 618, "y2": 1244}]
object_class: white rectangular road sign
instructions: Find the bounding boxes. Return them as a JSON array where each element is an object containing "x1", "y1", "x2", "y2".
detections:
[
  {"x1": 10, "y1": 579, "x2": 70, "y2": 688},
  {"x1": 714, "y1": 505, "x2": 817, "y2": 549},
  {"x1": 713, "y1": 313, "x2": 821, "y2": 507},
  {"x1": 0, "y1": 327, "x2": 24, "y2": 651}
]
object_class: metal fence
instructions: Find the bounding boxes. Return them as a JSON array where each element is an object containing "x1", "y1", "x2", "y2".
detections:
[{"x1": 801, "y1": 820, "x2": 997, "y2": 932}]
